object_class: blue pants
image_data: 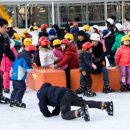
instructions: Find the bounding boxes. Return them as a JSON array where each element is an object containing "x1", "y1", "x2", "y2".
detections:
[
  {"x1": 80, "y1": 67, "x2": 109, "y2": 87},
  {"x1": 11, "y1": 80, "x2": 26, "y2": 102}
]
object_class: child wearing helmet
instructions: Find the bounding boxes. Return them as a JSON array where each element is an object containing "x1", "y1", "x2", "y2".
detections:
[
  {"x1": 83, "y1": 25, "x2": 90, "y2": 40},
  {"x1": 115, "y1": 35, "x2": 130, "y2": 92},
  {"x1": 21, "y1": 29, "x2": 32, "y2": 39},
  {"x1": 111, "y1": 23, "x2": 125, "y2": 53},
  {"x1": 79, "y1": 42, "x2": 96, "y2": 97},
  {"x1": 52, "y1": 39, "x2": 67, "y2": 70},
  {"x1": 10, "y1": 40, "x2": 37, "y2": 108},
  {"x1": 38, "y1": 23, "x2": 49, "y2": 39},
  {"x1": 54, "y1": 39, "x2": 79, "y2": 88},
  {"x1": 39, "y1": 39, "x2": 57, "y2": 68}
]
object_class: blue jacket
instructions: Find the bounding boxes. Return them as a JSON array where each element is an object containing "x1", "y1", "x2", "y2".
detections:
[
  {"x1": 11, "y1": 50, "x2": 32, "y2": 80},
  {"x1": 79, "y1": 52, "x2": 93, "y2": 72}
]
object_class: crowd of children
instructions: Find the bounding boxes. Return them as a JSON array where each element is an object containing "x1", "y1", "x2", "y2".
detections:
[{"x1": 0, "y1": 16, "x2": 130, "y2": 121}]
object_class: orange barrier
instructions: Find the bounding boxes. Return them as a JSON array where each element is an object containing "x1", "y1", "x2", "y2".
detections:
[
  {"x1": 70, "y1": 67, "x2": 120, "y2": 92},
  {"x1": 26, "y1": 65, "x2": 66, "y2": 91},
  {"x1": 26, "y1": 65, "x2": 120, "y2": 92}
]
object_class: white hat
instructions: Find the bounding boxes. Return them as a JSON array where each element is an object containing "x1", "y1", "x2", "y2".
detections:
[
  {"x1": 93, "y1": 25, "x2": 99, "y2": 32},
  {"x1": 90, "y1": 33, "x2": 100, "y2": 41},
  {"x1": 115, "y1": 23, "x2": 123, "y2": 31},
  {"x1": 106, "y1": 18, "x2": 114, "y2": 25}
]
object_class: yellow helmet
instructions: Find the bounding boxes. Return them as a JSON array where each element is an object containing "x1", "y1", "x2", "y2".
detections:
[
  {"x1": 33, "y1": 26, "x2": 39, "y2": 30},
  {"x1": 64, "y1": 33, "x2": 74, "y2": 41},
  {"x1": 121, "y1": 35, "x2": 130, "y2": 42},
  {"x1": 20, "y1": 33, "x2": 25, "y2": 38},
  {"x1": 128, "y1": 32, "x2": 130, "y2": 36},
  {"x1": 53, "y1": 39, "x2": 61, "y2": 46},
  {"x1": 23, "y1": 38, "x2": 32, "y2": 46},
  {"x1": 13, "y1": 33, "x2": 20, "y2": 40},
  {"x1": 83, "y1": 25, "x2": 90, "y2": 31},
  {"x1": 22, "y1": 29, "x2": 28, "y2": 34}
]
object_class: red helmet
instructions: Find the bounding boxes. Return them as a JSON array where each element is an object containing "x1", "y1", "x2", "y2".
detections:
[
  {"x1": 39, "y1": 40, "x2": 50, "y2": 47},
  {"x1": 73, "y1": 22, "x2": 78, "y2": 27},
  {"x1": 82, "y1": 42, "x2": 93, "y2": 51},
  {"x1": 40, "y1": 24, "x2": 48, "y2": 30},
  {"x1": 61, "y1": 39, "x2": 71, "y2": 46},
  {"x1": 38, "y1": 36, "x2": 48, "y2": 45},
  {"x1": 24, "y1": 44, "x2": 37, "y2": 51}
]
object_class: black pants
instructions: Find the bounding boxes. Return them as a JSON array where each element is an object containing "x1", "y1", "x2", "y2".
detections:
[
  {"x1": 11, "y1": 80, "x2": 26, "y2": 102},
  {"x1": 0, "y1": 71, "x2": 3, "y2": 95},
  {"x1": 60, "y1": 91, "x2": 101, "y2": 120},
  {"x1": 65, "y1": 68, "x2": 70, "y2": 89},
  {"x1": 80, "y1": 71, "x2": 92, "y2": 92}
]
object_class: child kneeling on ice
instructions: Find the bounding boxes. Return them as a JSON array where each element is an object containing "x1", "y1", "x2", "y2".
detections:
[
  {"x1": 10, "y1": 38, "x2": 37, "y2": 108},
  {"x1": 37, "y1": 83, "x2": 114, "y2": 121}
]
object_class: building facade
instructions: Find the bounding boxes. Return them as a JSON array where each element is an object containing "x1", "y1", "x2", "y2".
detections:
[{"x1": 0, "y1": 0, "x2": 130, "y2": 28}]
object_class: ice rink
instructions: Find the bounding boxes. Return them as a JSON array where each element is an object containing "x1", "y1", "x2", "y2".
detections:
[{"x1": 0, "y1": 89, "x2": 130, "y2": 130}]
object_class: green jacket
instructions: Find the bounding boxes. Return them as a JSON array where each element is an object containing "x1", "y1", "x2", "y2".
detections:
[{"x1": 111, "y1": 31, "x2": 125, "y2": 52}]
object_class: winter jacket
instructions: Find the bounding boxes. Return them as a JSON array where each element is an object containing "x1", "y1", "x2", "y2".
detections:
[
  {"x1": 57, "y1": 44, "x2": 79, "y2": 69},
  {"x1": 77, "y1": 39, "x2": 88, "y2": 50},
  {"x1": 1, "y1": 47, "x2": 17, "y2": 72},
  {"x1": 38, "y1": 30, "x2": 49, "y2": 39},
  {"x1": 115, "y1": 45, "x2": 130, "y2": 66},
  {"x1": 0, "y1": 34, "x2": 15, "y2": 63},
  {"x1": 91, "y1": 42, "x2": 105, "y2": 73},
  {"x1": 111, "y1": 32, "x2": 125, "y2": 52},
  {"x1": 37, "y1": 83, "x2": 73, "y2": 117},
  {"x1": 39, "y1": 47, "x2": 57, "y2": 67},
  {"x1": 53, "y1": 48, "x2": 64, "y2": 59},
  {"x1": 11, "y1": 50, "x2": 32, "y2": 80},
  {"x1": 79, "y1": 52, "x2": 93, "y2": 72}
]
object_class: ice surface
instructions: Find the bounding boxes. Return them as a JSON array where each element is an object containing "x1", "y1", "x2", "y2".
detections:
[{"x1": 0, "y1": 89, "x2": 130, "y2": 130}]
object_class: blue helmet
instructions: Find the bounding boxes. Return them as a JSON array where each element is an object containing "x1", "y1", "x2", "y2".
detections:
[
  {"x1": 70, "y1": 28, "x2": 77, "y2": 34},
  {"x1": 102, "y1": 29, "x2": 109, "y2": 36},
  {"x1": 49, "y1": 28, "x2": 56, "y2": 36}
]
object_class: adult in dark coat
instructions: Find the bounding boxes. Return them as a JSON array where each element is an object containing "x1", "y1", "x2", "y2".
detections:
[
  {"x1": 37, "y1": 83, "x2": 114, "y2": 121},
  {"x1": 0, "y1": 18, "x2": 16, "y2": 103}
]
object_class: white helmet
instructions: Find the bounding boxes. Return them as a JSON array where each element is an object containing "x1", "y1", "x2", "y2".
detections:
[
  {"x1": 115, "y1": 23, "x2": 123, "y2": 31},
  {"x1": 90, "y1": 33, "x2": 100, "y2": 41},
  {"x1": 106, "y1": 18, "x2": 114, "y2": 25},
  {"x1": 93, "y1": 25, "x2": 99, "y2": 32}
]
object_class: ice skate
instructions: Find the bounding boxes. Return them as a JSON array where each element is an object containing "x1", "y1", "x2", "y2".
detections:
[
  {"x1": 104, "y1": 101, "x2": 114, "y2": 116},
  {"x1": 79, "y1": 105, "x2": 90, "y2": 121},
  {"x1": 0, "y1": 94, "x2": 10, "y2": 104}
]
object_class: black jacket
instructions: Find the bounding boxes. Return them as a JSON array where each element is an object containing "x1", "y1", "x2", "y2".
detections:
[
  {"x1": 91, "y1": 42, "x2": 106, "y2": 73},
  {"x1": 37, "y1": 83, "x2": 72, "y2": 117},
  {"x1": 38, "y1": 31, "x2": 49, "y2": 39},
  {"x1": 0, "y1": 34, "x2": 15, "y2": 63}
]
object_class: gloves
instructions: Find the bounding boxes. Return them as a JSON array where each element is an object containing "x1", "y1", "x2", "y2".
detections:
[
  {"x1": 91, "y1": 63, "x2": 97, "y2": 70},
  {"x1": 52, "y1": 107, "x2": 60, "y2": 116},
  {"x1": 102, "y1": 61, "x2": 106, "y2": 66},
  {"x1": 31, "y1": 71, "x2": 38, "y2": 80}
]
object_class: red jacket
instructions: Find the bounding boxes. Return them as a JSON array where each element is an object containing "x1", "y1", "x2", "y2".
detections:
[
  {"x1": 115, "y1": 45, "x2": 130, "y2": 66},
  {"x1": 57, "y1": 44, "x2": 79, "y2": 69}
]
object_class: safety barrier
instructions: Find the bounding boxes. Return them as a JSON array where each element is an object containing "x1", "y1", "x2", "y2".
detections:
[{"x1": 26, "y1": 65, "x2": 120, "y2": 92}]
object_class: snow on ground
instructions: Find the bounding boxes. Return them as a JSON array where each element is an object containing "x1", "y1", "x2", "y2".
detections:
[{"x1": 0, "y1": 88, "x2": 130, "y2": 130}]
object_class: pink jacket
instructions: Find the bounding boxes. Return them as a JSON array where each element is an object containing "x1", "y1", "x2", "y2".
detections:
[
  {"x1": 115, "y1": 45, "x2": 130, "y2": 66},
  {"x1": 53, "y1": 48, "x2": 64, "y2": 58},
  {"x1": 0, "y1": 47, "x2": 17, "y2": 72}
]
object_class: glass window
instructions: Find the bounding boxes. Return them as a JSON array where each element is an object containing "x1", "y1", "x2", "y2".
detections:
[
  {"x1": 88, "y1": 2, "x2": 104, "y2": 26},
  {"x1": 107, "y1": 2, "x2": 122, "y2": 23}
]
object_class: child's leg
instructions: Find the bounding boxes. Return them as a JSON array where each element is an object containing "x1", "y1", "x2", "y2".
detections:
[
  {"x1": 127, "y1": 66, "x2": 130, "y2": 91},
  {"x1": 14, "y1": 80, "x2": 26, "y2": 103},
  {"x1": 3, "y1": 71, "x2": 10, "y2": 89},
  {"x1": 120, "y1": 66, "x2": 127, "y2": 84},
  {"x1": 10, "y1": 80, "x2": 19, "y2": 101},
  {"x1": 0, "y1": 71, "x2": 3, "y2": 95}
]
